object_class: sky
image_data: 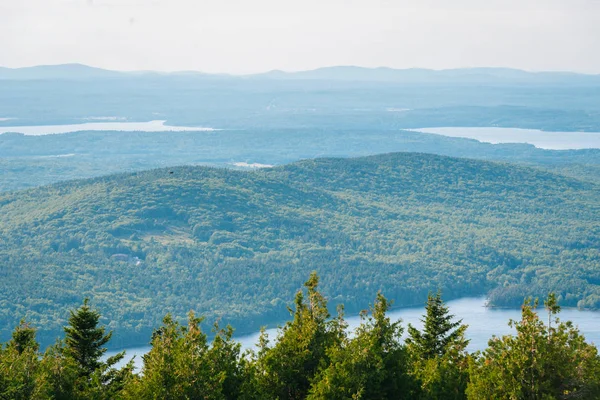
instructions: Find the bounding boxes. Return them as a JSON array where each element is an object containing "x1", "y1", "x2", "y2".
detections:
[{"x1": 1, "y1": 0, "x2": 599, "y2": 74}]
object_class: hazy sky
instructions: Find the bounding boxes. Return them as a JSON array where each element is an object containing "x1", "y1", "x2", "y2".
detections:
[{"x1": 1, "y1": 0, "x2": 599, "y2": 74}]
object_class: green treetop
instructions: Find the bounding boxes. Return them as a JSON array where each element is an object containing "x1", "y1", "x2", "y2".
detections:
[
  {"x1": 8, "y1": 320, "x2": 39, "y2": 355},
  {"x1": 406, "y1": 291, "x2": 470, "y2": 399},
  {"x1": 64, "y1": 298, "x2": 112, "y2": 377},
  {"x1": 467, "y1": 296, "x2": 600, "y2": 399},
  {"x1": 252, "y1": 271, "x2": 343, "y2": 399},
  {"x1": 406, "y1": 291, "x2": 468, "y2": 359}
]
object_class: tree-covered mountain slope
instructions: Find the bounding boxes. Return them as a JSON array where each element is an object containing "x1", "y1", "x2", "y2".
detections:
[{"x1": 1, "y1": 152, "x2": 599, "y2": 348}]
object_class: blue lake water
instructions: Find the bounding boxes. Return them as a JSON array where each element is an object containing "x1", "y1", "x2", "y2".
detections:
[
  {"x1": 412, "y1": 127, "x2": 600, "y2": 150},
  {"x1": 106, "y1": 297, "x2": 600, "y2": 372},
  {"x1": 3, "y1": 123, "x2": 599, "y2": 151},
  {"x1": 0, "y1": 120, "x2": 214, "y2": 135}
]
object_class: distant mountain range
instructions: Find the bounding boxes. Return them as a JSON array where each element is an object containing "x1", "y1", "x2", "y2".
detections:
[
  {"x1": 0, "y1": 64, "x2": 123, "y2": 80},
  {"x1": 1, "y1": 63, "x2": 599, "y2": 84}
]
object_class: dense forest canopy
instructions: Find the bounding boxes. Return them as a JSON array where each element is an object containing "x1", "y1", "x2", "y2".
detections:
[{"x1": 1, "y1": 152, "x2": 599, "y2": 349}]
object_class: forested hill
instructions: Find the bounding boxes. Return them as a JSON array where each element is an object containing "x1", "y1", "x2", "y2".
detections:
[{"x1": 1, "y1": 152, "x2": 599, "y2": 348}]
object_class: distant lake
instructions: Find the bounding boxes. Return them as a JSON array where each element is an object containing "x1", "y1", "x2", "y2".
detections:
[
  {"x1": 106, "y1": 297, "x2": 600, "y2": 372},
  {"x1": 0, "y1": 120, "x2": 215, "y2": 135},
  {"x1": 413, "y1": 127, "x2": 600, "y2": 150}
]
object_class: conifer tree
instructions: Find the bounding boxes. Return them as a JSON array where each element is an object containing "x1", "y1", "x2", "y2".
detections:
[
  {"x1": 467, "y1": 296, "x2": 600, "y2": 399},
  {"x1": 406, "y1": 291, "x2": 469, "y2": 399},
  {"x1": 36, "y1": 341, "x2": 79, "y2": 400},
  {"x1": 254, "y1": 272, "x2": 342, "y2": 399},
  {"x1": 8, "y1": 320, "x2": 39, "y2": 355},
  {"x1": 0, "y1": 321, "x2": 41, "y2": 400},
  {"x1": 61, "y1": 299, "x2": 132, "y2": 399},
  {"x1": 208, "y1": 322, "x2": 245, "y2": 400},
  {"x1": 64, "y1": 298, "x2": 113, "y2": 376},
  {"x1": 308, "y1": 292, "x2": 410, "y2": 399},
  {"x1": 406, "y1": 291, "x2": 468, "y2": 359},
  {"x1": 129, "y1": 312, "x2": 224, "y2": 400}
]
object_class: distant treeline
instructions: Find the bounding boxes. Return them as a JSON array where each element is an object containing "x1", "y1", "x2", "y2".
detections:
[
  {"x1": 4, "y1": 127, "x2": 600, "y2": 193},
  {"x1": 2, "y1": 273, "x2": 599, "y2": 400}
]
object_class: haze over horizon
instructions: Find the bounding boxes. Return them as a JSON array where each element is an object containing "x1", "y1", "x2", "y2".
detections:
[
  {"x1": 1, "y1": 0, "x2": 599, "y2": 75},
  {"x1": 3, "y1": 62, "x2": 600, "y2": 77}
]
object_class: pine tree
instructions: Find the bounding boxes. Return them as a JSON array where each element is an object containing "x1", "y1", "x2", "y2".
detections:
[
  {"x1": 254, "y1": 272, "x2": 342, "y2": 399},
  {"x1": 8, "y1": 320, "x2": 38, "y2": 355},
  {"x1": 406, "y1": 291, "x2": 469, "y2": 399},
  {"x1": 308, "y1": 292, "x2": 410, "y2": 400},
  {"x1": 36, "y1": 341, "x2": 79, "y2": 400},
  {"x1": 467, "y1": 296, "x2": 600, "y2": 399},
  {"x1": 0, "y1": 321, "x2": 41, "y2": 400},
  {"x1": 544, "y1": 292, "x2": 560, "y2": 336},
  {"x1": 406, "y1": 291, "x2": 468, "y2": 359},
  {"x1": 61, "y1": 299, "x2": 133, "y2": 399},
  {"x1": 208, "y1": 323, "x2": 245, "y2": 400},
  {"x1": 129, "y1": 312, "x2": 224, "y2": 400},
  {"x1": 64, "y1": 298, "x2": 112, "y2": 376}
]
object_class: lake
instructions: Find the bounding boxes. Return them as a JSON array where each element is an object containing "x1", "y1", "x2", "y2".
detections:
[
  {"x1": 3, "y1": 123, "x2": 599, "y2": 150},
  {"x1": 0, "y1": 120, "x2": 215, "y2": 135},
  {"x1": 412, "y1": 127, "x2": 600, "y2": 150},
  {"x1": 106, "y1": 297, "x2": 600, "y2": 372}
]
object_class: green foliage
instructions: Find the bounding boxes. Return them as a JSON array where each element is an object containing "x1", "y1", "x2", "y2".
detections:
[
  {"x1": 251, "y1": 272, "x2": 342, "y2": 399},
  {"x1": 45, "y1": 300, "x2": 134, "y2": 400},
  {"x1": 1, "y1": 275, "x2": 599, "y2": 400},
  {"x1": 467, "y1": 296, "x2": 600, "y2": 399},
  {"x1": 36, "y1": 342, "x2": 80, "y2": 400},
  {"x1": 9, "y1": 320, "x2": 38, "y2": 355},
  {"x1": 4, "y1": 126, "x2": 600, "y2": 193},
  {"x1": 64, "y1": 299, "x2": 113, "y2": 377},
  {"x1": 406, "y1": 292, "x2": 470, "y2": 399},
  {"x1": 308, "y1": 293, "x2": 410, "y2": 399},
  {"x1": 0, "y1": 339, "x2": 40, "y2": 400},
  {"x1": 0, "y1": 305, "x2": 133, "y2": 400},
  {"x1": 1, "y1": 153, "x2": 600, "y2": 347},
  {"x1": 210, "y1": 324, "x2": 247, "y2": 400},
  {"x1": 407, "y1": 291, "x2": 468, "y2": 360},
  {"x1": 0, "y1": 321, "x2": 41, "y2": 399},
  {"x1": 129, "y1": 313, "x2": 224, "y2": 399}
]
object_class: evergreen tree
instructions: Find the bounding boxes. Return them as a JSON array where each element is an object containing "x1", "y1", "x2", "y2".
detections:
[
  {"x1": 36, "y1": 341, "x2": 79, "y2": 400},
  {"x1": 467, "y1": 296, "x2": 600, "y2": 399},
  {"x1": 406, "y1": 291, "x2": 468, "y2": 359},
  {"x1": 254, "y1": 272, "x2": 342, "y2": 399},
  {"x1": 308, "y1": 292, "x2": 410, "y2": 399},
  {"x1": 61, "y1": 299, "x2": 133, "y2": 399},
  {"x1": 0, "y1": 321, "x2": 41, "y2": 400},
  {"x1": 545, "y1": 292, "x2": 560, "y2": 334},
  {"x1": 208, "y1": 323, "x2": 245, "y2": 400},
  {"x1": 406, "y1": 291, "x2": 469, "y2": 399},
  {"x1": 64, "y1": 298, "x2": 113, "y2": 376},
  {"x1": 8, "y1": 320, "x2": 39, "y2": 355},
  {"x1": 129, "y1": 312, "x2": 224, "y2": 400}
]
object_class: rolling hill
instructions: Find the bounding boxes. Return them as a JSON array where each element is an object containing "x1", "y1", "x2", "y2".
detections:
[{"x1": 1, "y1": 152, "x2": 599, "y2": 348}]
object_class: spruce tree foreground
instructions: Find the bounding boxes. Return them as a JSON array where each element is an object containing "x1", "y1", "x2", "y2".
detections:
[{"x1": 1, "y1": 273, "x2": 599, "y2": 400}]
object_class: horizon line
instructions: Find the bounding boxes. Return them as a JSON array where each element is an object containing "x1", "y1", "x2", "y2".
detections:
[{"x1": 1, "y1": 62, "x2": 600, "y2": 77}]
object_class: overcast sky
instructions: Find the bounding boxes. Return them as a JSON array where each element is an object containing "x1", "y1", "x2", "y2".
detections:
[{"x1": 1, "y1": 0, "x2": 599, "y2": 74}]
